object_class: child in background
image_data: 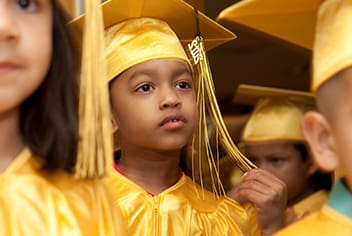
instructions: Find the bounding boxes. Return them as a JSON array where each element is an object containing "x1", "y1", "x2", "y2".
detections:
[
  {"x1": 275, "y1": 0, "x2": 352, "y2": 234},
  {"x1": 232, "y1": 85, "x2": 331, "y2": 224},
  {"x1": 75, "y1": 0, "x2": 288, "y2": 235},
  {"x1": 0, "y1": 0, "x2": 124, "y2": 235}
]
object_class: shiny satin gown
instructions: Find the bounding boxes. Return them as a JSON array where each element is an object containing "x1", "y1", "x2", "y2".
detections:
[
  {"x1": 275, "y1": 180, "x2": 352, "y2": 236},
  {"x1": 0, "y1": 148, "x2": 125, "y2": 236},
  {"x1": 105, "y1": 169, "x2": 260, "y2": 236},
  {"x1": 291, "y1": 189, "x2": 328, "y2": 219}
]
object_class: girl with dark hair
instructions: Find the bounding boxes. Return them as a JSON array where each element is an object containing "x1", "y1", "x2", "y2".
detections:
[{"x1": 0, "y1": 0, "x2": 124, "y2": 235}]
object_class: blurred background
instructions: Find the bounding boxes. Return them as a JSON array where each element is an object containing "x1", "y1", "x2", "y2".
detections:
[{"x1": 60, "y1": 0, "x2": 311, "y2": 142}]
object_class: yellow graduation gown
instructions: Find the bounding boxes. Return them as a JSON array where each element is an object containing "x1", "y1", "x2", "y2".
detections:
[
  {"x1": 104, "y1": 169, "x2": 260, "y2": 236},
  {"x1": 291, "y1": 189, "x2": 329, "y2": 219},
  {"x1": 0, "y1": 148, "x2": 125, "y2": 236},
  {"x1": 275, "y1": 179, "x2": 352, "y2": 236}
]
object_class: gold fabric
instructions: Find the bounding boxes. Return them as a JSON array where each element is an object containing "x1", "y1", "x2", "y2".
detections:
[
  {"x1": 313, "y1": 0, "x2": 352, "y2": 91},
  {"x1": 0, "y1": 148, "x2": 125, "y2": 236},
  {"x1": 105, "y1": 18, "x2": 190, "y2": 82},
  {"x1": 234, "y1": 84, "x2": 315, "y2": 106},
  {"x1": 291, "y1": 190, "x2": 328, "y2": 219},
  {"x1": 240, "y1": 97, "x2": 313, "y2": 144},
  {"x1": 275, "y1": 205, "x2": 352, "y2": 236},
  {"x1": 104, "y1": 170, "x2": 260, "y2": 236},
  {"x1": 75, "y1": 0, "x2": 113, "y2": 178},
  {"x1": 216, "y1": 0, "x2": 352, "y2": 92},
  {"x1": 217, "y1": 0, "x2": 323, "y2": 49},
  {"x1": 74, "y1": 0, "x2": 235, "y2": 51}
]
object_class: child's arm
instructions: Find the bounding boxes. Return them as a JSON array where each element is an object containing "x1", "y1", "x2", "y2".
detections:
[{"x1": 228, "y1": 169, "x2": 287, "y2": 236}]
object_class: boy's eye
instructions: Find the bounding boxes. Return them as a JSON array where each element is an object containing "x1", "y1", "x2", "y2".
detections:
[
  {"x1": 269, "y1": 158, "x2": 285, "y2": 165},
  {"x1": 136, "y1": 84, "x2": 154, "y2": 93},
  {"x1": 175, "y1": 81, "x2": 191, "y2": 89}
]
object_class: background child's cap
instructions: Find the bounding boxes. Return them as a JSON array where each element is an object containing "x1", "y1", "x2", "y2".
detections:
[
  {"x1": 74, "y1": 0, "x2": 236, "y2": 82},
  {"x1": 234, "y1": 84, "x2": 315, "y2": 145},
  {"x1": 217, "y1": 0, "x2": 323, "y2": 50},
  {"x1": 313, "y1": 0, "x2": 352, "y2": 91}
]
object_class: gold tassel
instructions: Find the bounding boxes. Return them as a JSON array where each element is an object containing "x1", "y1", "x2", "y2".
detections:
[
  {"x1": 75, "y1": 0, "x2": 113, "y2": 179},
  {"x1": 188, "y1": 35, "x2": 256, "y2": 197}
]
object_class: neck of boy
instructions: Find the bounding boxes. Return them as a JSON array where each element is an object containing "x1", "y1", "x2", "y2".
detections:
[
  {"x1": 118, "y1": 148, "x2": 182, "y2": 195},
  {"x1": 288, "y1": 187, "x2": 315, "y2": 207},
  {"x1": 0, "y1": 109, "x2": 24, "y2": 173}
]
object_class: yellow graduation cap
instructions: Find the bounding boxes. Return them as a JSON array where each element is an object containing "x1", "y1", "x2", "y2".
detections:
[
  {"x1": 217, "y1": 0, "x2": 323, "y2": 50},
  {"x1": 217, "y1": 0, "x2": 352, "y2": 93},
  {"x1": 313, "y1": 0, "x2": 352, "y2": 91},
  {"x1": 74, "y1": 0, "x2": 236, "y2": 82},
  {"x1": 101, "y1": 0, "x2": 234, "y2": 50},
  {"x1": 234, "y1": 84, "x2": 315, "y2": 145},
  {"x1": 75, "y1": 0, "x2": 255, "y2": 194}
]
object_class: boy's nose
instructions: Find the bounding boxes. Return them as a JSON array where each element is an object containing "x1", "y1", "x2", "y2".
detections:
[{"x1": 160, "y1": 89, "x2": 181, "y2": 110}]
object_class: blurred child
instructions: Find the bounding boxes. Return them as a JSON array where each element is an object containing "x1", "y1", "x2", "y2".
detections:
[
  {"x1": 0, "y1": 0, "x2": 124, "y2": 235},
  {"x1": 233, "y1": 85, "x2": 331, "y2": 224},
  {"x1": 75, "y1": 0, "x2": 288, "y2": 235},
  {"x1": 275, "y1": 0, "x2": 352, "y2": 234}
]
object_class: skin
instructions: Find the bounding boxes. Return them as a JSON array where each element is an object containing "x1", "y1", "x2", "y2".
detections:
[
  {"x1": 110, "y1": 59, "x2": 197, "y2": 195},
  {"x1": 303, "y1": 67, "x2": 352, "y2": 193},
  {"x1": 0, "y1": 0, "x2": 52, "y2": 172},
  {"x1": 228, "y1": 168, "x2": 287, "y2": 236},
  {"x1": 244, "y1": 142, "x2": 315, "y2": 206}
]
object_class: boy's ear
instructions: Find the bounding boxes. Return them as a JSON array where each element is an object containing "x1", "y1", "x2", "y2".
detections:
[
  {"x1": 301, "y1": 111, "x2": 339, "y2": 172},
  {"x1": 110, "y1": 113, "x2": 119, "y2": 134}
]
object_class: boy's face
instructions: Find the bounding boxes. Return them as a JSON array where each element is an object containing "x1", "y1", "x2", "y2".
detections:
[
  {"x1": 110, "y1": 59, "x2": 197, "y2": 152},
  {"x1": 244, "y1": 141, "x2": 313, "y2": 205},
  {"x1": 303, "y1": 67, "x2": 352, "y2": 191}
]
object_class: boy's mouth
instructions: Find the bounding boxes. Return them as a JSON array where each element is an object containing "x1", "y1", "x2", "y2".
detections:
[{"x1": 160, "y1": 115, "x2": 187, "y2": 128}]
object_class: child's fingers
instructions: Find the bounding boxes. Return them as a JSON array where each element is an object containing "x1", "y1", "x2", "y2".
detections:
[{"x1": 242, "y1": 169, "x2": 285, "y2": 189}]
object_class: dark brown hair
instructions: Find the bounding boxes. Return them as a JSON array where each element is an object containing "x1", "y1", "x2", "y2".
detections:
[
  {"x1": 294, "y1": 143, "x2": 332, "y2": 191},
  {"x1": 20, "y1": 0, "x2": 81, "y2": 173}
]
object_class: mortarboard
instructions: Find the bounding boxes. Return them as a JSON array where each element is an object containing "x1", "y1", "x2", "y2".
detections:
[
  {"x1": 313, "y1": 0, "x2": 352, "y2": 91},
  {"x1": 217, "y1": 0, "x2": 323, "y2": 50},
  {"x1": 217, "y1": 0, "x2": 352, "y2": 92},
  {"x1": 234, "y1": 84, "x2": 315, "y2": 145}
]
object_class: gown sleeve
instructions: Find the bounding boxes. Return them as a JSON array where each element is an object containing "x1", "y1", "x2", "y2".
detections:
[{"x1": 0, "y1": 156, "x2": 126, "y2": 236}]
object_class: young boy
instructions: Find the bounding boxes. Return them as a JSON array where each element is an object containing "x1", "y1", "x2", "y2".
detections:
[
  {"x1": 232, "y1": 85, "x2": 331, "y2": 224},
  {"x1": 274, "y1": 0, "x2": 352, "y2": 234},
  {"x1": 75, "y1": 0, "x2": 287, "y2": 235}
]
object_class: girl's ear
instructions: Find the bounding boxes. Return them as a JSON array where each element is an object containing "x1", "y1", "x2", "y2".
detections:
[
  {"x1": 301, "y1": 111, "x2": 339, "y2": 172},
  {"x1": 110, "y1": 113, "x2": 119, "y2": 134}
]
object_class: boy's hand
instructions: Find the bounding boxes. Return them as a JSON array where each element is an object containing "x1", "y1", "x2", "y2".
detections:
[{"x1": 228, "y1": 169, "x2": 287, "y2": 236}]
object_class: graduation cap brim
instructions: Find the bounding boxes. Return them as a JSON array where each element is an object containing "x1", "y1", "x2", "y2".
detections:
[
  {"x1": 217, "y1": 0, "x2": 323, "y2": 50},
  {"x1": 74, "y1": 0, "x2": 236, "y2": 51},
  {"x1": 234, "y1": 84, "x2": 315, "y2": 106}
]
